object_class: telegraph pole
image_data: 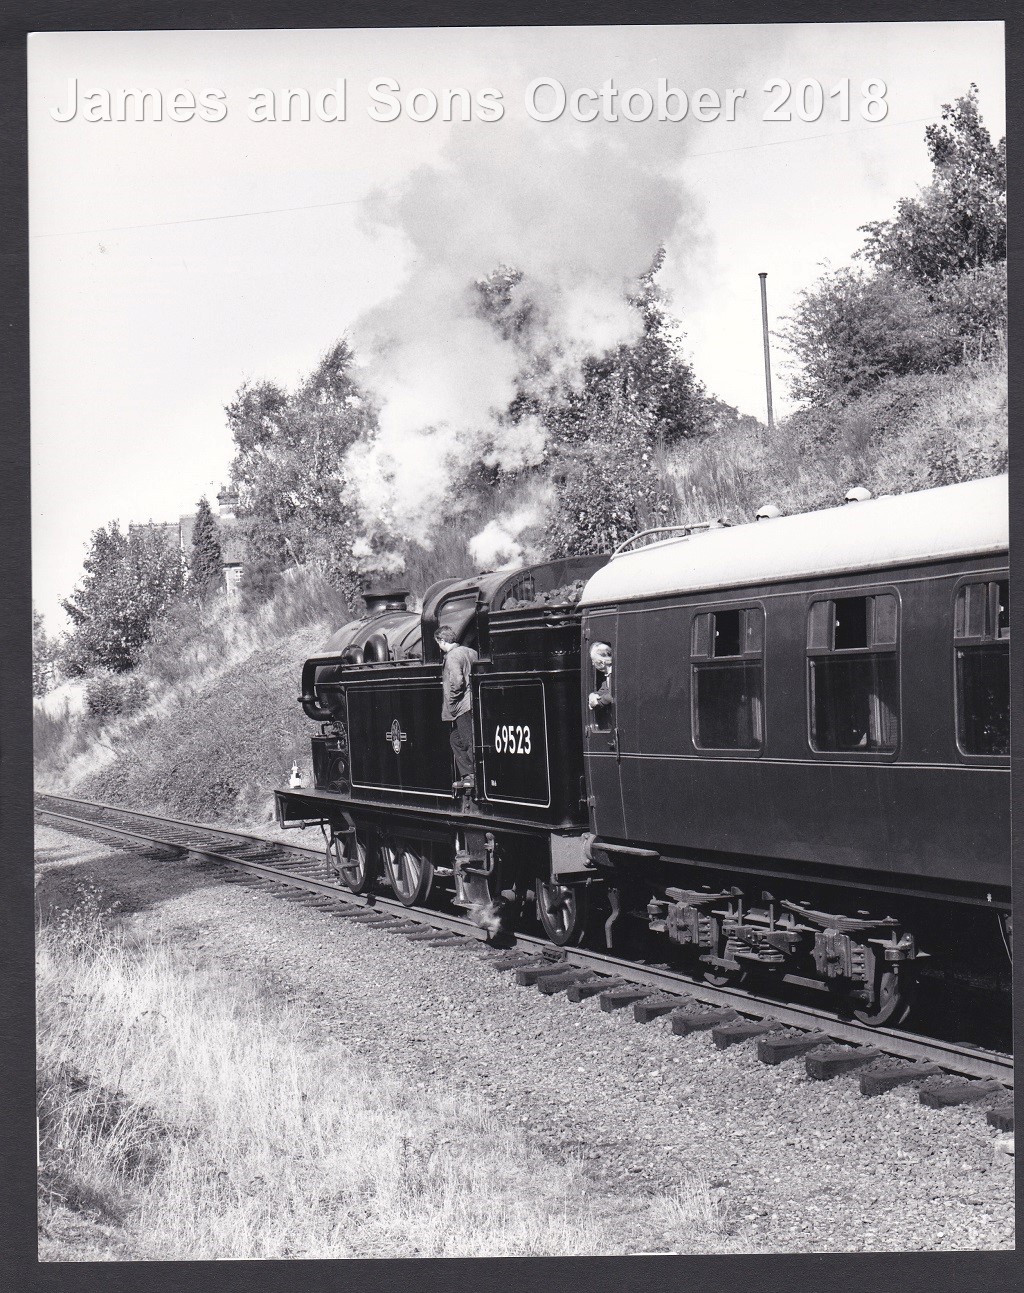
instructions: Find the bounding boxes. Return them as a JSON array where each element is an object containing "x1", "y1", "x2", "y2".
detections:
[{"x1": 758, "y1": 271, "x2": 775, "y2": 434}]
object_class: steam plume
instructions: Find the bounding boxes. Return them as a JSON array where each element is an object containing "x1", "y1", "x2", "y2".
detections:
[{"x1": 347, "y1": 120, "x2": 697, "y2": 544}]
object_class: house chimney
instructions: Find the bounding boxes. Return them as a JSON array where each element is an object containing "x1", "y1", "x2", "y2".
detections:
[{"x1": 216, "y1": 486, "x2": 239, "y2": 519}]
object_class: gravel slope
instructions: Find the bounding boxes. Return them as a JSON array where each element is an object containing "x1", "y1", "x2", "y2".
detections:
[{"x1": 36, "y1": 825, "x2": 1014, "y2": 1254}]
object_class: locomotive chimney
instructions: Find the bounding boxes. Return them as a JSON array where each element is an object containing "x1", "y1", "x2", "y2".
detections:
[{"x1": 362, "y1": 588, "x2": 410, "y2": 615}]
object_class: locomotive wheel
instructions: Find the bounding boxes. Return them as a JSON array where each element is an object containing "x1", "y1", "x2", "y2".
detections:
[
  {"x1": 537, "y1": 878, "x2": 588, "y2": 947},
  {"x1": 329, "y1": 831, "x2": 376, "y2": 895},
  {"x1": 380, "y1": 842, "x2": 434, "y2": 907},
  {"x1": 852, "y1": 966, "x2": 915, "y2": 1027}
]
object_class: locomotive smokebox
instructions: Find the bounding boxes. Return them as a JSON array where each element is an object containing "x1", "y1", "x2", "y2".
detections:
[{"x1": 362, "y1": 588, "x2": 410, "y2": 614}]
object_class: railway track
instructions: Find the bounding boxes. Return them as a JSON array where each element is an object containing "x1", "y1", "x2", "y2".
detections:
[{"x1": 36, "y1": 792, "x2": 1014, "y2": 1127}]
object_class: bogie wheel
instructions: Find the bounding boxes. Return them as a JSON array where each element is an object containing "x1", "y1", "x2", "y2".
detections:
[
  {"x1": 852, "y1": 966, "x2": 915, "y2": 1027},
  {"x1": 328, "y1": 830, "x2": 376, "y2": 895},
  {"x1": 380, "y1": 842, "x2": 434, "y2": 907},
  {"x1": 537, "y1": 877, "x2": 589, "y2": 947}
]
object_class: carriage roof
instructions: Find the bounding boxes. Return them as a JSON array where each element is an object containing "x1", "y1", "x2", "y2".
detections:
[{"x1": 578, "y1": 474, "x2": 1009, "y2": 607}]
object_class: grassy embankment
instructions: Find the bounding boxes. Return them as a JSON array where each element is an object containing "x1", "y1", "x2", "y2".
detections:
[
  {"x1": 36, "y1": 883, "x2": 732, "y2": 1260},
  {"x1": 35, "y1": 352, "x2": 1008, "y2": 826}
]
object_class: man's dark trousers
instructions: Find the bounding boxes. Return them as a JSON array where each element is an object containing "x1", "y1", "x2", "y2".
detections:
[{"x1": 450, "y1": 712, "x2": 475, "y2": 780}]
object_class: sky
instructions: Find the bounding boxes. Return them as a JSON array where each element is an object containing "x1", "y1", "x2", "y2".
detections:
[{"x1": 28, "y1": 22, "x2": 1006, "y2": 626}]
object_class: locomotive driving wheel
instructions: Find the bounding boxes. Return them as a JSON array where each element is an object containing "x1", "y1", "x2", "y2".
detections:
[
  {"x1": 537, "y1": 877, "x2": 588, "y2": 947},
  {"x1": 380, "y1": 841, "x2": 434, "y2": 907},
  {"x1": 328, "y1": 829, "x2": 376, "y2": 895}
]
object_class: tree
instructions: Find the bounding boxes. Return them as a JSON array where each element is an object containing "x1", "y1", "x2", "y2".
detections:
[
  {"x1": 473, "y1": 252, "x2": 713, "y2": 462},
  {"x1": 860, "y1": 85, "x2": 1005, "y2": 286},
  {"x1": 32, "y1": 609, "x2": 56, "y2": 695},
  {"x1": 189, "y1": 496, "x2": 223, "y2": 597},
  {"x1": 60, "y1": 522, "x2": 185, "y2": 673},
  {"x1": 226, "y1": 339, "x2": 373, "y2": 601},
  {"x1": 547, "y1": 385, "x2": 674, "y2": 557},
  {"x1": 782, "y1": 87, "x2": 1007, "y2": 409},
  {"x1": 779, "y1": 267, "x2": 964, "y2": 407}
]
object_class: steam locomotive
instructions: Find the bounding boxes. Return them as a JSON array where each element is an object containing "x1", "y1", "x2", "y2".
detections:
[{"x1": 276, "y1": 474, "x2": 1011, "y2": 1026}]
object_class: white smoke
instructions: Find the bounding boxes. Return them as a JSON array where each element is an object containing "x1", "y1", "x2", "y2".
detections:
[
  {"x1": 467, "y1": 499, "x2": 548, "y2": 571},
  {"x1": 346, "y1": 119, "x2": 698, "y2": 543}
]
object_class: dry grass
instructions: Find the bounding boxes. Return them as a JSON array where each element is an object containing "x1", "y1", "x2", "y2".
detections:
[{"x1": 36, "y1": 896, "x2": 738, "y2": 1260}]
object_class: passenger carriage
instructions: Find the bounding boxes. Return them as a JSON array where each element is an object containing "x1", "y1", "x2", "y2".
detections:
[{"x1": 276, "y1": 474, "x2": 1011, "y2": 1025}]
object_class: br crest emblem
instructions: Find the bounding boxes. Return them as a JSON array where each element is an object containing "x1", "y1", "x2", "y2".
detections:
[{"x1": 386, "y1": 719, "x2": 408, "y2": 755}]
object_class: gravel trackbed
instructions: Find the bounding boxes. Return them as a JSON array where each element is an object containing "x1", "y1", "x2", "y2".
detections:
[{"x1": 35, "y1": 824, "x2": 1014, "y2": 1255}]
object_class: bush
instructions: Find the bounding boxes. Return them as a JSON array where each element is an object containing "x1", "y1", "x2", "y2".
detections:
[{"x1": 84, "y1": 674, "x2": 149, "y2": 721}]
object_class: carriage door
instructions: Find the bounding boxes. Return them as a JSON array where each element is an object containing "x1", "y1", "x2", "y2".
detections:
[{"x1": 582, "y1": 612, "x2": 626, "y2": 839}]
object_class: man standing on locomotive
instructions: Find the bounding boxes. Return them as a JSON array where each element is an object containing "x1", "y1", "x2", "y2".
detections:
[{"x1": 435, "y1": 626, "x2": 479, "y2": 794}]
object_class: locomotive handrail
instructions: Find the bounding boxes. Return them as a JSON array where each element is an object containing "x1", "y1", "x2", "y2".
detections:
[{"x1": 611, "y1": 519, "x2": 731, "y2": 558}]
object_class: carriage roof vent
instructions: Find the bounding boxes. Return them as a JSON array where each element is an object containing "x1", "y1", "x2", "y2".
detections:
[
  {"x1": 755, "y1": 504, "x2": 782, "y2": 520},
  {"x1": 362, "y1": 588, "x2": 410, "y2": 614},
  {"x1": 844, "y1": 486, "x2": 872, "y2": 503}
]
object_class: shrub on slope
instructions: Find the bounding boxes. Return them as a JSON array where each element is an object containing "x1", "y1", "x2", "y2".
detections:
[
  {"x1": 668, "y1": 352, "x2": 1006, "y2": 525},
  {"x1": 79, "y1": 628, "x2": 324, "y2": 825}
]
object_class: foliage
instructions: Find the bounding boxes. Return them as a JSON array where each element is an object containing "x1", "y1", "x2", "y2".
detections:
[
  {"x1": 60, "y1": 523, "x2": 185, "y2": 674},
  {"x1": 860, "y1": 85, "x2": 1005, "y2": 285},
  {"x1": 188, "y1": 497, "x2": 223, "y2": 597},
  {"x1": 668, "y1": 351, "x2": 1007, "y2": 526},
  {"x1": 33, "y1": 608, "x2": 58, "y2": 695},
  {"x1": 547, "y1": 253, "x2": 714, "y2": 450},
  {"x1": 781, "y1": 88, "x2": 1006, "y2": 410},
  {"x1": 547, "y1": 386, "x2": 674, "y2": 556},
  {"x1": 473, "y1": 253, "x2": 713, "y2": 464},
  {"x1": 84, "y1": 673, "x2": 149, "y2": 721},
  {"x1": 226, "y1": 340, "x2": 374, "y2": 604},
  {"x1": 468, "y1": 253, "x2": 712, "y2": 558},
  {"x1": 780, "y1": 267, "x2": 963, "y2": 406}
]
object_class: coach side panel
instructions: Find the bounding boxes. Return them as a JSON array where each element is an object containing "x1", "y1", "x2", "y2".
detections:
[{"x1": 589, "y1": 556, "x2": 1009, "y2": 894}]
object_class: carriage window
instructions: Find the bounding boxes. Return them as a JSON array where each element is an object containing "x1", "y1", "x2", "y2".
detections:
[
  {"x1": 691, "y1": 608, "x2": 764, "y2": 750},
  {"x1": 808, "y1": 594, "x2": 899, "y2": 752},
  {"x1": 588, "y1": 640, "x2": 615, "y2": 731},
  {"x1": 955, "y1": 580, "x2": 1009, "y2": 756}
]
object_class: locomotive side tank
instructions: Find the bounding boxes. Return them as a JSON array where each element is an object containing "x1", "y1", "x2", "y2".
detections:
[{"x1": 276, "y1": 556, "x2": 609, "y2": 930}]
